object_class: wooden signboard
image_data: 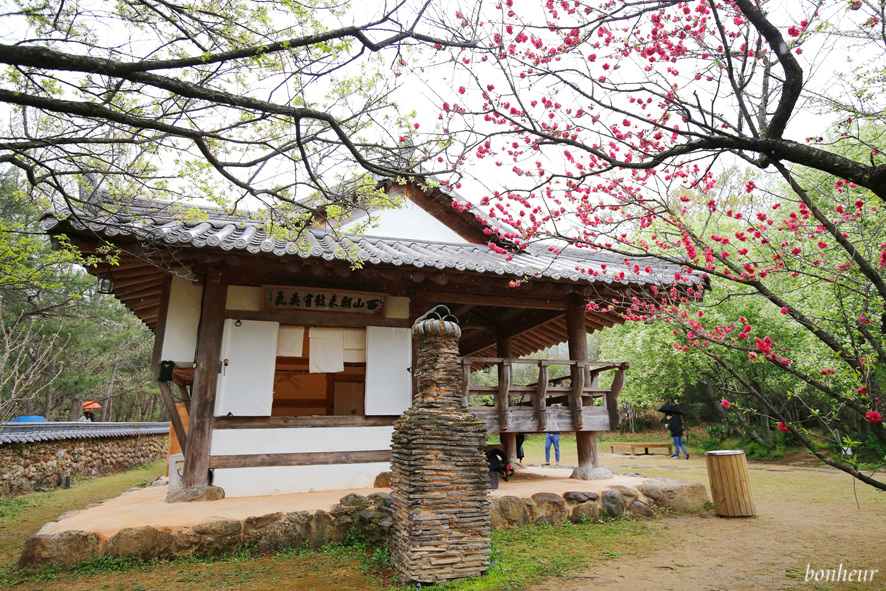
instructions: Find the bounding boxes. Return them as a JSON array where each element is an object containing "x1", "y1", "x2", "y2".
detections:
[{"x1": 262, "y1": 286, "x2": 386, "y2": 315}]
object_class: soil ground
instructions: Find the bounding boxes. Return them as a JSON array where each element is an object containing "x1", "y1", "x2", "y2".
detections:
[{"x1": 530, "y1": 452, "x2": 886, "y2": 591}]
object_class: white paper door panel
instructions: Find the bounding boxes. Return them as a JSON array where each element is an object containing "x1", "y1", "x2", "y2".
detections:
[
  {"x1": 365, "y1": 326, "x2": 412, "y2": 415},
  {"x1": 215, "y1": 319, "x2": 279, "y2": 416}
]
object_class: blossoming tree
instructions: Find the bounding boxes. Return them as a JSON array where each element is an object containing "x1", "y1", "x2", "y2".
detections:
[
  {"x1": 0, "y1": 0, "x2": 474, "y2": 226},
  {"x1": 436, "y1": 0, "x2": 886, "y2": 488}
]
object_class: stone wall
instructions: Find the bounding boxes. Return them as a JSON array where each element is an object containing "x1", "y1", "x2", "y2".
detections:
[
  {"x1": 18, "y1": 477, "x2": 709, "y2": 570},
  {"x1": 0, "y1": 434, "x2": 168, "y2": 497}
]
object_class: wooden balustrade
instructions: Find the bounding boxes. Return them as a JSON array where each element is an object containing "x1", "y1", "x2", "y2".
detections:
[{"x1": 460, "y1": 357, "x2": 628, "y2": 433}]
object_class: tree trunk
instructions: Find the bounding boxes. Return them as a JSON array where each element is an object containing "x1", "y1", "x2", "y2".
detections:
[
  {"x1": 68, "y1": 395, "x2": 81, "y2": 421},
  {"x1": 100, "y1": 360, "x2": 119, "y2": 421}
]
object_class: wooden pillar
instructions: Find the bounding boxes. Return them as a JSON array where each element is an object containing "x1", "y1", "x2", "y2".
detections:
[
  {"x1": 496, "y1": 333, "x2": 519, "y2": 465},
  {"x1": 181, "y1": 272, "x2": 226, "y2": 489},
  {"x1": 567, "y1": 293, "x2": 598, "y2": 470},
  {"x1": 150, "y1": 274, "x2": 173, "y2": 377}
]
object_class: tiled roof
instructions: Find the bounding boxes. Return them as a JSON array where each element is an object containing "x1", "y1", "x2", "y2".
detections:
[
  {"x1": 0, "y1": 422, "x2": 169, "y2": 444},
  {"x1": 41, "y1": 200, "x2": 694, "y2": 287}
]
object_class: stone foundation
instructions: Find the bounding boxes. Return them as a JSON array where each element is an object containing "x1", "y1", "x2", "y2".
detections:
[
  {"x1": 0, "y1": 435, "x2": 167, "y2": 497},
  {"x1": 18, "y1": 478, "x2": 709, "y2": 570}
]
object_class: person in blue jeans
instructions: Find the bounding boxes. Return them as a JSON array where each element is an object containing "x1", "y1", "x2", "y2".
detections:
[
  {"x1": 544, "y1": 432, "x2": 560, "y2": 466},
  {"x1": 666, "y1": 414, "x2": 689, "y2": 459}
]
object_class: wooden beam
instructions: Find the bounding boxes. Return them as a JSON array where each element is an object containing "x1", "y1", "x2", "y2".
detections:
[
  {"x1": 427, "y1": 291, "x2": 567, "y2": 310},
  {"x1": 469, "y1": 406, "x2": 610, "y2": 432},
  {"x1": 112, "y1": 273, "x2": 164, "y2": 290},
  {"x1": 115, "y1": 285, "x2": 164, "y2": 300},
  {"x1": 213, "y1": 415, "x2": 397, "y2": 429},
  {"x1": 223, "y1": 309, "x2": 410, "y2": 328},
  {"x1": 158, "y1": 380, "x2": 188, "y2": 454},
  {"x1": 181, "y1": 271, "x2": 227, "y2": 489},
  {"x1": 209, "y1": 449, "x2": 391, "y2": 469},
  {"x1": 176, "y1": 382, "x2": 192, "y2": 415}
]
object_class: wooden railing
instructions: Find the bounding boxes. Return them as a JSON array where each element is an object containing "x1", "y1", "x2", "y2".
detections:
[{"x1": 460, "y1": 358, "x2": 627, "y2": 433}]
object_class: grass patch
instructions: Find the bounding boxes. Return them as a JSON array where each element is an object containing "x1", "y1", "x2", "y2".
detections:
[
  {"x1": 425, "y1": 518, "x2": 650, "y2": 591},
  {"x1": 0, "y1": 461, "x2": 165, "y2": 566}
]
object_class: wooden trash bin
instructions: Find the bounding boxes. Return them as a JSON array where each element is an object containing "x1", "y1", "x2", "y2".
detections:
[{"x1": 705, "y1": 450, "x2": 755, "y2": 517}]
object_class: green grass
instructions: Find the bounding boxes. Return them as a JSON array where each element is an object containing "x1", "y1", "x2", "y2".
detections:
[
  {"x1": 0, "y1": 461, "x2": 165, "y2": 566},
  {"x1": 424, "y1": 519, "x2": 651, "y2": 591}
]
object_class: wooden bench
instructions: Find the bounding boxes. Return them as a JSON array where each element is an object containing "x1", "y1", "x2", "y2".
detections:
[{"x1": 608, "y1": 442, "x2": 674, "y2": 456}]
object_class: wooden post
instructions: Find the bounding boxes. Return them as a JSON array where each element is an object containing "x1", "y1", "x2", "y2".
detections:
[
  {"x1": 181, "y1": 272, "x2": 226, "y2": 489},
  {"x1": 534, "y1": 360, "x2": 549, "y2": 431},
  {"x1": 567, "y1": 293, "x2": 597, "y2": 470},
  {"x1": 607, "y1": 365, "x2": 627, "y2": 430},
  {"x1": 150, "y1": 274, "x2": 173, "y2": 377},
  {"x1": 576, "y1": 429, "x2": 598, "y2": 471},
  {"x1": 158, "y1": 381, "x2": 188, "y2": 453},
  {"x1": 497, "y1": 360, "x2": 512, "y2": 434},
  {"x1": 497, "y1": 335, "x2": 518, "y2": 464},
  {"x1": 461, "y1": 359, "x2": 472, "y2": 407}
]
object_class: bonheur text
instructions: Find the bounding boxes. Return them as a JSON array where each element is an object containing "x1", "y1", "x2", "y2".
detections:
[{"x1": 806, "y1": 564, "x2": 878, "y2": 583}]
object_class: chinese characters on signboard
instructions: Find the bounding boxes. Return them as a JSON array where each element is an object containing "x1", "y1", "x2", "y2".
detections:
[{"x1": 262, "y1": 286, "x2": 386, "y2": 315}]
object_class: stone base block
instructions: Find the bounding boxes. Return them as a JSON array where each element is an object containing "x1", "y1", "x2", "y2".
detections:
[
  {"x1": 570, "y1": 467, "x2": 614, "y2": 480},
  {"x1": 165, "y1": 485, "x2": 225, "y2": 503}
]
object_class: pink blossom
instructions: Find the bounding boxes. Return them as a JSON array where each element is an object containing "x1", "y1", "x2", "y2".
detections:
[
  {"x1": 721, "y1": 398, "x2": 731, "y2": 410},
  {"x1": 777, "y1": 422, "x2": 790, "y2": 432},
  {"x1": 780, "y1": 307, "x2": 788, "y2": 314},
  {"x1": 865, "y1": 411, "x2": 882, "y2": 424}
]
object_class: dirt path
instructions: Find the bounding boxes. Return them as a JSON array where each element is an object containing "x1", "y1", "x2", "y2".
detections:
[{"x1": 530, "y1": 456, "x2": 886, "y2": 591}]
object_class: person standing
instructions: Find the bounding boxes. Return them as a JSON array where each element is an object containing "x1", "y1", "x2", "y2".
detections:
[
  {"x1": 543, "y1": 432, "x2": 560, "y2": 466},
  {"x1": 666, "y1": 414, "x2": 689, "y2": 459}
]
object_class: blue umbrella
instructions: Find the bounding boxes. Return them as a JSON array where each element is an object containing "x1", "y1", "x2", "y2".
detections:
[{"x1": 8, "y1": 415, "x2": 48, "y2": 422}]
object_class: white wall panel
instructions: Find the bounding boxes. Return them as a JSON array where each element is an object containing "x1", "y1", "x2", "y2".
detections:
[
  {"x1": 227, "y1": 285, "x2": 261, "y2": 311},
  {"x1": 212, "y1": 463, "x2": 391, "y2": 496},
  {"x1": 214, "y1": 319, "x2": 279, "y2": 416},
  {"x1": 276, "y1": 326, "x2": 305, "y2": 357},
  {"x1": 159, "y1": 276, "x2": 202, "y2": 365},
  {"x1": 365, "y1": 326, "x2": 412, "y2": 415},
  {"x1": 210, "y1": 426, "x2": 394, "y2": 455}
]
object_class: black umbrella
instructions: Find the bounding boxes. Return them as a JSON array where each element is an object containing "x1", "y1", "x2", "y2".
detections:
[{"x1": 657, "y1": 403, "x2": 684, "y2": 415}]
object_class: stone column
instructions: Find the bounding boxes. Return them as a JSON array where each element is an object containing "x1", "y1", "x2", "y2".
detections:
[{"x1": 389, "y1": 306, "x2": 491, "y2": 584}]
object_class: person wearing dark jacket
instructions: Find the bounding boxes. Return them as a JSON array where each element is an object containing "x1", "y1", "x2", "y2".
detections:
[{"x1": 666, "y1": 414, "x2": 689, "y2": 459}]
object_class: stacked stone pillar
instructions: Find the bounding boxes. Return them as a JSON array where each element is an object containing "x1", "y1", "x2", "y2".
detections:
[{"x1": 389, "y1": 307, "x2": 491, "y2": 584}]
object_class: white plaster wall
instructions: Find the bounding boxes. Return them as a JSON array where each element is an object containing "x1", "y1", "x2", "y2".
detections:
[
  {"x1": 343, "y1": 201, "x2": 468, "y2": 243},
  {"x1": 212, "y1": 462, "x2": 391, "y2": 497},
  {"x1": 159, "y1": 276, "x2": 203, "y2": 365},
  {"x1": 210, "y1": 426, "x2": 394, "y2": 455},
  {"x1": 386, "y1": 296, "x2": 410, "y2": 319},
  {"x1": 227, "y1": 285, "x2": 261, "y2": 311}
]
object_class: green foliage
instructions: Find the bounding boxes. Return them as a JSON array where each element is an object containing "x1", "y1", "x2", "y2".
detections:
[{"x1": 0, "y1": 173, "x2": 159, "y2": 422}]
